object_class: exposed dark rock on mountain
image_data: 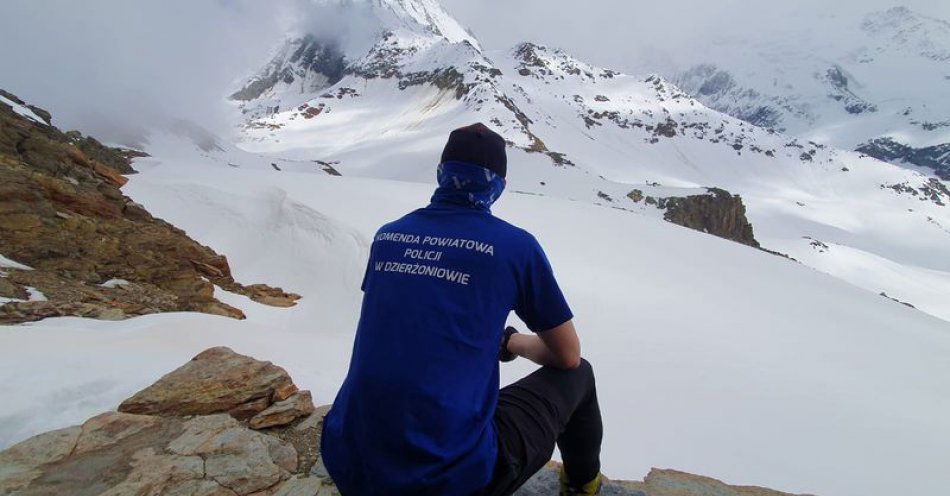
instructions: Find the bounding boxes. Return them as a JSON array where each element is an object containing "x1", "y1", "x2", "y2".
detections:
[
  {"x1": 231, "y1": 35, "x2": 347, "y2": 102},
  {"x1": 628, "y1": 188, "x2": 760, "y2": 247},
  {"x1": 0, "y1": 347, "x2": 808, "y2": 496},
  {"x1": 0, "y1": 91, "x2": 300, "y2": 324},
  {"x1": 856, "y1": 137, "x2": 950, "y2": 180},
  {"x1": 673, "y1": 64, "x2": 808, "y2": 130},
  {"x1": 823, "y1": 65, "x2": 877, "y2": 115}
]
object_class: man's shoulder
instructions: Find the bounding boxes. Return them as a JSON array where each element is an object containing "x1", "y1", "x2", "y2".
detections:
[
  {"x1": 375, "y1": 209, "x2": 426, "y2": 234},
  {"x1": 487, "y1": 215, "x2": 535, "y2": 241}
]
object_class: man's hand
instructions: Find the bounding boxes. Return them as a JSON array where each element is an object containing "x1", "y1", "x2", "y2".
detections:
[{"x1": 500, "y1": 326, "x2": 519, "y2": 362}]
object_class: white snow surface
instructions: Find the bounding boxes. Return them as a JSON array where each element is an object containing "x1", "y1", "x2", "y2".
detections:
[
  {"x1": 0, "y1": 94, "x2": 47, "y2": 125},
  {"x1": 2, "y1": 4, "x2": 950, "y2": 495},
  {"x1": 670, "y1": 6, "x2": 950, "y2": 150},
  {"x1": 1, "y1": 148, "x2": 949, "y2": 496},
  {"x1": 99, "y1": 278, "x2": 131, "y2": 289},
  {"x1": 0, "y1": 254, "x2": 33, "y2": 271},
  {"x1": 25, "y1": 287, "x2": 47, "y2": 302},
  {"x1": 232, "y1": 25, "x2": 950, "y2": 322}
]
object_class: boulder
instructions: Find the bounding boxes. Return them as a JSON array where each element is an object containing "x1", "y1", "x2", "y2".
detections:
[
  {"x1": 250, "y1": 391, "x2": 316, "y2": 430},
  {"x1": 118, "y1": 347, "x2": 298, "y2": 420}
]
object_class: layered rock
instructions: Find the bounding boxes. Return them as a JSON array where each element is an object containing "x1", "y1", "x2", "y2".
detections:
[
  {"x1": 0, "y1": 347, "x2": 324, "y2": 496},
  {"x1": 516, "y1": 463, "x2": 808, "y2": 496},
  {"x1": 628, "y1": 188, "x2": 760, "y2": 247},
  {"x1": 0, "y1": 90, "x2": 300, "y2": 324},
  {"x1": 1, "y1": 347, "x2": 809, "y2": 496},
  {"x1": 118, "y1": 347, "x2": 307, "y2": 425},
  {"x1": 0, "y1": 412, "x2": 299, "y2": 496}
]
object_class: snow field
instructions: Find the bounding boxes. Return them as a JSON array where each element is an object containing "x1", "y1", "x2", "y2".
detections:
[{"x1": 2, "y1": 153, "x2": 949, "y2": 496}]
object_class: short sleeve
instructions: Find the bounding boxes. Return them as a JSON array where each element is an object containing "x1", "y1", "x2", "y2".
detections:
[
  {"x1": 514, "y1": 235, "x2": 573, "y2": 332},
  {"x1": 360, "y1": 240, "x2": 377, "y2": 292}
]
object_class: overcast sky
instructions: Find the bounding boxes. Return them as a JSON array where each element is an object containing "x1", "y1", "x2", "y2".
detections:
[
  {"x1": 1, "y1": 1, "x2": 947, "y2": 146},
  {"x1": 441, "y1": 0, "x2": 950, "y2": 72}
]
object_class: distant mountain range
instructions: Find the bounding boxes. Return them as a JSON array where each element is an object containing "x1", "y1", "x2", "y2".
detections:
[
  {"x1": 226, "y1": 0, "x2": 950, "y2": 321},
  {"x1": 671, "y1": 6, "x2": 950, "y2": 179}
]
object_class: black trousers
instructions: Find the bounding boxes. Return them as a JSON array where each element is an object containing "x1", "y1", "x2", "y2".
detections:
[{"x1": 478, "y1": 358, "x2": 603, "y2": 496}]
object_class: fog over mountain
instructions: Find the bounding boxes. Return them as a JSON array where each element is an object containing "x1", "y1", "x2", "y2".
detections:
[
  {"x1": 2, "y1": 2, "x2": 950, "y2": 495},
  {"x1": 3, "y1": 0, "x2": 948, "y2": 147},
  {"x1": 441, "y1": 0, "x2": 950, "y2": 73}
]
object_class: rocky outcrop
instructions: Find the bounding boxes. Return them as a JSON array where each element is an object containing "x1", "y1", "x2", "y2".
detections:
[
  {"x1": 0, "y1": 347, "x2": 322, "y2": 496},
  {"x1": 628, "y1": 188, "x2": 760, "y2": 247},
  {"x1": 515, "y1": 463, "x2": 807, "y2": 496},
  {"x1": 0, "y1": 412, "x2": 300, "y2": 496},
  {"x1": 118, "y1": 347, "x2": 306, "y2": 424},
  {"x1": 1, "y1": 347, "x2": 810, "y2": 496},
  {"x1": 0, "y1": 90, "x2": 300, "y2": 324},
  {"x1": 856, "y1": 137, "x2": 950, "y2": 180}
]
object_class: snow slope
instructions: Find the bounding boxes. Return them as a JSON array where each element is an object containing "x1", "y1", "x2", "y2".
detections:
[
  {"x1": 1, "y1": 148, "x2": 949, "y2": 496},
  {"x1": 671, "y1": 7, "x2": 950, "y2": 178},
  {"x1": 226, "y1": 1, "x2": 950, "y2": 322}
]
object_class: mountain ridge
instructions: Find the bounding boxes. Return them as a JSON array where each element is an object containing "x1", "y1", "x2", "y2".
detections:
[{"x1": 225, "y1": 1, "x2": 950, "y2": 323}]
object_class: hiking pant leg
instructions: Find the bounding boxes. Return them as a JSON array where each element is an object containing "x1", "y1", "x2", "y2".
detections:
[{"x1": 480, "y1": 358, "x2": 603, "y2": 495}]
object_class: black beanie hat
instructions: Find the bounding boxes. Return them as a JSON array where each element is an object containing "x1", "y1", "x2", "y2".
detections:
[{"x1": 440, "y1": 123, "x2": 507, "y2": 178}]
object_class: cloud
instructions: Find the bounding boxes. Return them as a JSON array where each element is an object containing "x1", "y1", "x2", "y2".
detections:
[
  {"x1": 290, "y1": 0, "x2": 383, "y2": 57},
  {"x1": 2, "y1": 0, "x2": 947, "y2": 148},
  {"x1": 440, "y1": 0, "x2": 950, "y2": 74},
  {"x1": 0, "y1": 0, "x2": 291, "y2": 146}
]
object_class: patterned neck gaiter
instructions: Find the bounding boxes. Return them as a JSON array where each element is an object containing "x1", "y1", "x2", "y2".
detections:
[{"x1": 429, "y1": 160, "x2": 506, "y2": 212}]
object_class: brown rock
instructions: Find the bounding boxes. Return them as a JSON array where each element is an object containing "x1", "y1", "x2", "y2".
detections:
[
  {"x1": 0, "y1": 89, "x2": 299, "y2": 325},
  {"x1": 117, "y1": 347, "x2": 298, "y2": 419},
  {"x1": 655, "y1": 188, "x2": 760, "y2": 247},
  {"x1": 641, "y1": 468, "x2": 805, "y2": 496},
  {"x1": 0, "y1": 277, "x2": 28, "y2": 300},
  {"x1": 0, "y1": 426, "x2": 81, "y2": 494},
  {"x1": 230, "y1": 396, "x2": 273, "y2": 421},
  {"x1": 0, "y1": 213, "x2": 42, "y2": 230},
  {"x1": 72, "y1": 412, "x2": 160, "y2": 455},
  {"x1": 91, "y1": 160, "x2": 129, "y2": 187},
  {"x1": 250, "y1": 391, "x2": 316, "y2": 430},
  {"x1": 0, "y1": 411, "x2": 297, "y2": 496}
]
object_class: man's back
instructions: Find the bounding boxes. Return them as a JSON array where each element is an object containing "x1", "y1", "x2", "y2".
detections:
[
  {"x1": 321, "y1": 126, "x2": 596, "y2": 496},
  {"x1": 322, "y1": 202, "x2": 570, "y2": 495}
]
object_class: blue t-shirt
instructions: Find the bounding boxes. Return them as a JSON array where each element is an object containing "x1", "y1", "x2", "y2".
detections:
[{"x1": 321, "y1": 162, "x2": 573, "y2": 496}]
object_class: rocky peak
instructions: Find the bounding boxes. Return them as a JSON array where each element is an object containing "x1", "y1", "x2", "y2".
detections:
[
  {"x1": 230, "y1": 35, "x2": 347, "y2": 103},
  {"x1": 233, "y1": 0, "x2": 480, "y2": 114},
  {"x1": 369, "y1": 0, "x2": 480, "y2": 49},
  {"x1": 513, "y1": 42, "x2": 618, "y2": 81}
]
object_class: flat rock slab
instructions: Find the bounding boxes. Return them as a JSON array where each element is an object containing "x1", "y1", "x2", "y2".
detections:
[
  {"x1": 118, "y1": 347, "x2": 298, "y2": 420},
  {"x1": 514, "y1": 463, "x2": 808, "y2": 496},
  {"x1": 2, "y1": 347, "x2": 809, "y2": 496},
  {"x1": 0, "y1": 412, "x2": 298, "y2": 496}
]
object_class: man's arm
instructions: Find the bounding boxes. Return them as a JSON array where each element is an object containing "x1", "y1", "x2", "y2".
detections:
[{"x1": 507, "y1": 320, "x2": 581, "y2": 370}]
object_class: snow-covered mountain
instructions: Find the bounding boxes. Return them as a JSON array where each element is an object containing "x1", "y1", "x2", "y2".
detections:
[
  {"x1": 4, "y1": 3, "x2": 950, "y2": 496},
  {"x1": 672, "y1": 6, "x2": 950, "y2": 180},
  {"x1": 226, "y1": 0, "x2": 950, "y2": 323}
]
